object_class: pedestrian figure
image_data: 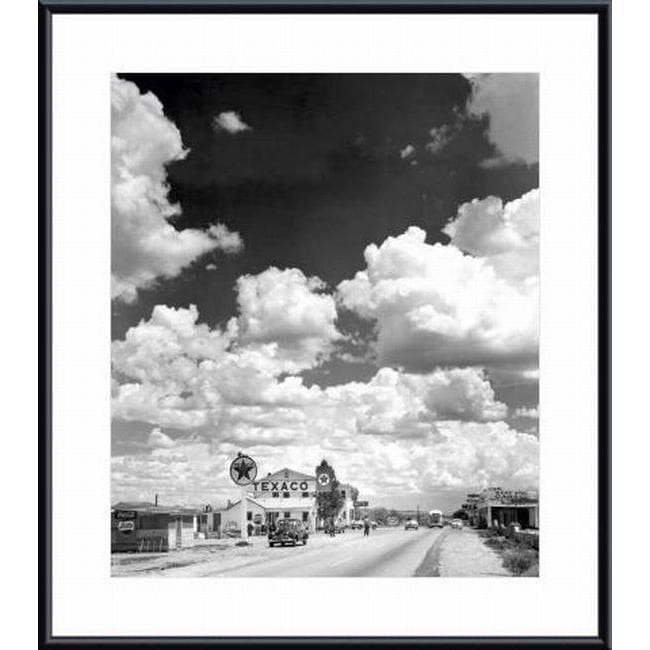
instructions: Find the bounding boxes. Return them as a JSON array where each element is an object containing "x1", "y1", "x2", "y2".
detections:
[
  {"x1": 363, "y1": 516, "x2": 370, "y2": 537},
  {"x1": 329, "y1": 518, "x2": 336, "y2": 537}
]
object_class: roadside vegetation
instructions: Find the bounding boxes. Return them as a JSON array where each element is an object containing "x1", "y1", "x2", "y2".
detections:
[{"x1": 479, "y1": 528, "x2": 539, "y2": 577}]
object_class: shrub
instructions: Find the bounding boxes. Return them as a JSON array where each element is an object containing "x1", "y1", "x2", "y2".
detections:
[
  {"x1": 503, "y1": 549, "x2": 539, "y2": 576},
  {"x1": 484, "y1": 536, "x2": 510, "y2": 552}
]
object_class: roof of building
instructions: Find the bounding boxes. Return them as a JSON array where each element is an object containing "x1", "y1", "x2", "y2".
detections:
[
  {"x1": 219, "y1": 496, "x2": 267, "y2": 511},
  {"x1": 261, "y1": 467, "x2": 316, "y2": 482},
  {"x1": 482, "y1": 502, "x2": 539, "y2": 508}
]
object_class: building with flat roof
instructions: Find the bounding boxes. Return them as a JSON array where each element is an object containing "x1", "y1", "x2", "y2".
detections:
[
  {"x1": 463, "y1": 487, "x2": 539, "y2": 530},
  {"x1": 111, "y1": 502, "x2": 200, "y2": 552}
]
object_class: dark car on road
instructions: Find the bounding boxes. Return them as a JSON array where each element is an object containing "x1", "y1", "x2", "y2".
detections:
[{"x1": 268, "y1": 518, "x2": 309, "y2": 547}]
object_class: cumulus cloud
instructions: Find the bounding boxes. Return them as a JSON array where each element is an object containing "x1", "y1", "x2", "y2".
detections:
[
  {"x1": 464, "y1": 73, "x2": 538, "y2": 165},
  {"x1": 444, "y1": 188, "x2": 539, "y2": 280},
  {"x1": 231, "y1": 267, "x2": 342, "y2": 373},
  {"x1": 337, "y1": 189, "x2": 539, "y2": 371},
  {"x1": 327, "y1": 367, "x2": 507, "y2": 439},
  {"x1": 212, "y1": 111, "x2": 251, "y2": 134},
  {"x1": 112, "y1": 302, "x2": 510, "y2": 439},
  {"x1": 111, "y1": 269, "x2": 341, "y2": 429},
  {"x1": 113, "y1": 383, "x2": 537, "y2": 501},
  {"x1": 113, "y1": 418, "x2": 538, "y2": 503},
  {"x1": 415, "y1": 421, "x2": 539, "y2": 491},
  {"x1": 111, "y1": 75, "x2": 243, "y2": 302}
]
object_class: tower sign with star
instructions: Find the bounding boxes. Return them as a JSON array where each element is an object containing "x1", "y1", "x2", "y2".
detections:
[{"x1": 229, "y1": 452, "x2": 258, "y2": 486}]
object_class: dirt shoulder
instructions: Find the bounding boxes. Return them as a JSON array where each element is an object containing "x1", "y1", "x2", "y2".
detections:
[{"x1": 437, "y1": 527, "x2": 510, "y2": 577}]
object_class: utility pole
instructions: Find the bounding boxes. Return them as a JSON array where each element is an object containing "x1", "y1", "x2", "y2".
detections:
[{"x1": 416, "y1": 504, "x2": 420, "y2": 525}]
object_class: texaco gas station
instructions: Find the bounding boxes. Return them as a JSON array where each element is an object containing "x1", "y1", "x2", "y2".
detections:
[
  {"x1": 227, "y1": 454, "x2": 357, "y2": 540},
  {"x1": 112, "y1": 454, "x2": 358, "y2": 551},
  {"x1": 249, "y1": 467, "x2": 356, "y2": 532}
]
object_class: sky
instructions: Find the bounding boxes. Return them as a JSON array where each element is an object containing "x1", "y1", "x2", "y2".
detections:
[{"x1": 111, "y1": 73, "x2": 539, "y2": 513}]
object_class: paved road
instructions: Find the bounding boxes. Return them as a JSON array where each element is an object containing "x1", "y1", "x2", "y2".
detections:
[{"x1": 190, "y1": 527, "x2": 446, "y2": 577}]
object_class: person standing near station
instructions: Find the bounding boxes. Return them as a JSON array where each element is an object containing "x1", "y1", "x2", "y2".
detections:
[{"x1": 363, "y1": 516, "x2": 370, "y2": 537}]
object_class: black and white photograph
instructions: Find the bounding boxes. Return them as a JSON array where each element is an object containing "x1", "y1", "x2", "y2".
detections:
[{"x1": 110, "y1": 72, "x2": 541, "y2": 578}]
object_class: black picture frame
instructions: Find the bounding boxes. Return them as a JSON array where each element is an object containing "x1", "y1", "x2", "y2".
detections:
[{"x1": 39, "y1": 1, "x2": 611, "y2": 648}]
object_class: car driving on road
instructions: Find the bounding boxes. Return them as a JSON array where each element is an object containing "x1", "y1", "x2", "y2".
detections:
[
  {"x1": 404, "y1": 519, "x2": 419, "y2": 530},
  {"x1": 268, "y1": 518, "x2": 309, "y2": 547},
  {"x1": 450, "y1": 518, "x2": 463, "y2": 529}
]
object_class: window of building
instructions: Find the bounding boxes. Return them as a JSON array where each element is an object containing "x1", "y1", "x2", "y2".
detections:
[
  {"x1": 284, "y1": 512, "x2": 291, "y2": 518},
  {"x1": 247, "y1": 511, "x2": 252, "y2": 521},
  {"x1": 272, "y1": 492, "x2": 279, "y2": 498},
  {"x1": 302, "y1": 512, "x2": 309, "y2": 522},
  {"x1": 301, "y1": 492, "x2": 309, "y2": 498},
  {"x1": 283, "y1": 492, "x2": 290, "y2": 498}
]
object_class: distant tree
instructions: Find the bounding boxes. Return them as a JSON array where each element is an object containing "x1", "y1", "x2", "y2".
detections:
[
  {"x1": 350, "y1": 486, "x2": 359, "y2": 503},
  {"x1": 452, "y1": 509, "x2": 469, "y2": 520},
  {"x1": 315, "y1": 459, "x2": 344, "y2": 522},
  {"x1": 369, "y1": 507, "x2": 388, "y2": 525}
]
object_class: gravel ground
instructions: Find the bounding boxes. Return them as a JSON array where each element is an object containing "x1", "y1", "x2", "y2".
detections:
[{"x1": 438, "y1": 527, "x2": 510, "y2": 577}]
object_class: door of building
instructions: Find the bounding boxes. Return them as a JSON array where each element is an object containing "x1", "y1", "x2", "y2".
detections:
[{"x1": 175, "y1": 517, "x2": 182, "y2": 549}]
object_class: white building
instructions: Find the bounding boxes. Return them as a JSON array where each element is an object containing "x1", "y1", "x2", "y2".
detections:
[
  {"x1": 251, "y1": 468, "x2": 318, "y2": 532},
  {"x1": 216, "y1": 496, "x2": 267, "y2": 536},
  {"x1": 249, "y1": 467, "x2": 357, "y2": 532},
  {"x1": 337, "y1": 483, "x2": 356, "y2": 526}
]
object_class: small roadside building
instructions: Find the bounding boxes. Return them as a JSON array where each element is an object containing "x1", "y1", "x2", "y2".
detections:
[
  {"x1": 464, "y1": 488, "x2": 539, "y2": 530},
  {"x1": 216, "y1": 496, "x2": 268, "y2": 537},
  {"x1": 111, "y1": 502, "x2": 199, "y2": 552}
]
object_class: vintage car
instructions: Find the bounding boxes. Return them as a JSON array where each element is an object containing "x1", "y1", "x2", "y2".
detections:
[
  {"x1": 268, "y1": 518, "x2": 309, "y2": 547},
  {"x1": 404, "y1": 518, "x2": 419, "y2": 531}
]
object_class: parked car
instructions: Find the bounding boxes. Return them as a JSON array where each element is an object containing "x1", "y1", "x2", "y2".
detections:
[
  {"x1": 450, "y1": 518, "x2": 463, "y2": 529},
  {"x1": 370, "y1": 520, "x2": 378, "y2": 529},
  {"x1": 404, "y1": 519, "x2": 419, "y2": 530},
  {"x1": 350, "y1": 520, "x2": 363, "y2": 530},
  {"x1": 268, "y1": 518, "x2": 309, "y2": 547}
]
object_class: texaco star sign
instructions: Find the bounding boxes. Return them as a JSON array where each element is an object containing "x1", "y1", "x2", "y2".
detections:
[
  {"x1": 229, "y1": 453, "x2": 258, "y2": 486},
  {"x1": 317, "y1": 473, "x2": 330, "y2": 487}
]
